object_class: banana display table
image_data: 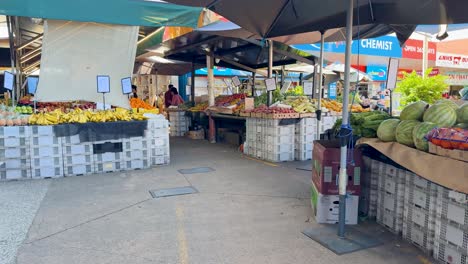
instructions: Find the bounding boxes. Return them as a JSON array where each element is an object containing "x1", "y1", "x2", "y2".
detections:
[{"x1": 0, "y1": 117, "x2": 170, "y2": 180}]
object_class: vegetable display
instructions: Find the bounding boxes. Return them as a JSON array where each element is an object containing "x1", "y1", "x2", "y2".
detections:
[
  {"x1": 377, "y1": 119, "x2": 400, "y2": 142},
  {"x1": 423, "y1": 103, "x2": 457, "y2": 127},
  {"x1": 332, "y1": 111, "x2": 391, "y2": 138}
]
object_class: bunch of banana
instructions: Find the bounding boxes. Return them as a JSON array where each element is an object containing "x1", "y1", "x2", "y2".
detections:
[
  {"x1": 131, "y1": 112, "x2": 147, "y2": 121},
  {"x1": 28, "y1": 112, "x2": 59, "y2": 125}
]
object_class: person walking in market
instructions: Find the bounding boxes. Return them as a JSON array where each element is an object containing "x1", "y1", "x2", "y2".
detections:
[
  {"x1": 170, "y1": 87, "x2": 184, "y2": 106},
  {"x1": 164, "y1": 84, "x2": 174, "y2": 108}
]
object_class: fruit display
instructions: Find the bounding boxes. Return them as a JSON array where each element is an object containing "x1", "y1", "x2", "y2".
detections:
[
  {"x1": 15, "y1": 105, "x2": 33, "y2": 114},
  {"x1": 283, "y1": 96, "x2": 316, "y2": 113},
  {"x1": 456, "y1": 103, "x2": 468, "y2": 124},
  {"x1": 332, "y1": 111, "x2": 391, "y2": 138},
  {"x1": 28, "y1": 108, "x2": 147, "y2": 126},
  {"x1": 412, "y1": 122, "x2": 438, "y2": 151},
  {"x1": 399, "y1": 101, "x2": 428, "y2": 121},
  {"x1": 435, "y1": 98, "x2": 459, "y2": 111},
  {"x1": 376, "y1": 119, "x2": 400, "y2": 142},
  {"x1": 0, "y1": 105, "x2": 29, "y2": 126},
  {"x1": 247, "y1": 104, "x2": 297, "y2": 114},
  {"x1": 396, "y1": 120, "x2": 421, "y2": 147},
  {"x1": 423, "y1": 103, "x2": 457, "y2": 127},
  {"x1": 189, "y1": 102, "x2": 208, "y2": 112},
  {"x1": 320, "y1": 99, "x2": 370, "y2": 113},
  {"x1": 427, "y1": 127, "x2": 468, "y2": 151},
  {"x1": 130, "y1": 98, "x2": 155, "y2": 110},
  {"x1": 215, "y1": 94, "x2": 246, "y2": 107}
]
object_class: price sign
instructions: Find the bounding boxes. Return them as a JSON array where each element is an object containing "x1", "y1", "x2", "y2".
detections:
[
  {"x1": 232, "y1": 76, "x2": 241, "y2": 87},
  {"x1": 4, "y1": 71, "x2": 14, "y2": 90},
  {"x1": 264, "y1": 78, "x2": 276, "y2": 91},
  {"x1": 97, "y1": 75, "x2": 110, "y2": 93},
  {"x1": 328, "y1": 82, "x2": 337, "y2": 99},
  {"x1": 121, "y1": 77, "x2": 132, "y2": 94},
  {"x1": 386, "y1": 58, "x2": 399, "y2": 90},
  {"x1": 27, "y1": 77, "x2": 39, "y2": 94},
  {"x1": 303, "y1": 81, "x2": 313, "y2": 95}
]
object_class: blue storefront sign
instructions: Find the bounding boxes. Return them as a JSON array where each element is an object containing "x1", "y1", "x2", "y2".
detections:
[
  {"x1": 196, "y1": 67, "x2": 250, "y2": 76},
  {"x1": 293, "y1": 35, "x2": 402, "y2": 58},
  {"x1": 328, "y1": 82, "x2": 337, "y2": 99},
  {"x1": 366, "y1": 65, "x2": 388, "y2": 81}
]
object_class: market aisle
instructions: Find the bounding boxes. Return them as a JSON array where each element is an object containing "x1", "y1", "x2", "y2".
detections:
[{"x1": 16, "y1": 138, "x2": 425, "y2": 264}]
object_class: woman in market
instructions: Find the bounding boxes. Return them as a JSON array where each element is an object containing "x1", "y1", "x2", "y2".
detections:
[
  {"x1": 170, "y1": 87, "x2": 184, "y2": 106},
  {"x1": 132, "y1": 85, "x2": 138, "y2": 98},
  {"x1": 164, "y1": 84, "x2": 174, "y2": 108}
]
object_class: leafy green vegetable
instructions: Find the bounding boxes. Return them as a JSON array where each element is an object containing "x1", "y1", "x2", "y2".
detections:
[{"x1": 395, "y1": 68, "x2": 447, "y2": 107}]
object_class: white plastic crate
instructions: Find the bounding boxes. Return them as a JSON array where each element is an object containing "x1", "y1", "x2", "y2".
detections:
[
  {"x1": 378, "y1": 164, "x2": 406, "y2": 195},
  {"x1": 0, "y1": 168, "x2": 31, "y2": 180},
  {"x1": 295, "y1": 134, "x2": 315, "y2": 143},
  {"x1": 265, "y1": 125, "x2": 295, "y2": 136},
  {"x1": 123, "y1": 137, "x2": 149, "y2": 150},
  {"x1": 151, "y1": 155, "x2": 170, "y2": 166},
  {"x1": 31, "y1": 156, "x2": 62, "y2": 168},
  {"x1": 147, "y1": 118, "x2": 169, "y2": 129},
  {"x1": 125, "y1": 159, "x2": 150, "y2": 170},
  {"x1": 94, "y1": 161, "x2": 125, "y2": 173},
  {"x1": 150, "y1": 146, "x2": 169, "y2": 157},
  {"x1": 1, "y1": 158, "x2": 30, "y2": 169},
  {"x1": 30, "y1": 126, "x2": 54, "y2": 136},
  {"x1": 0, "y1": 137, "x2": 29, "y2": 147},
  {"x1": 64, "y1": 164, "x2": 94, "y2": 176},
  {"x1": 266, "y1": 143, "x2": 294, "y2": 153},
  {"x1": 62, "y1": 135, "x2": 81, "y2": 145},
  {"x1": 436, "y1": 217, "x2": 468, "y2": 254},
  {"x1": 297, "y1": 117, "x2": 317, "y2": 127},
  {"x1": 149, "y1": 138, "x2": 169, "y2": 147},
  {"x1": 125, "y1": 149, "x2": 150, "y2": 161},
  {"x1": 377, "y1": 207, "x2": 404, "y2": 234},
  {"x1": 170, "y1": 131, "x2": 187, "y2": 137},
  {"x1": 31, "y1": 167, "x2": 63, "y2": 179},
  {"x1": 378, "y1": 189, "x2": 405, "y2": 215},
  {"x1": 63, "y1": 143, "x2": 93, "y2": 155},
  {"x1": 265, "y1": 151, "x2": 294, "y2": 162},
  {"x1": 402, "y1": 221, "x2": 435, "y2": 254},
  {"x1": 94, "y1": 152, "x2": 124, "y2": 163},
  {"x1": 168, "y1": 111, "x2": 185, "y2": 117},
  {"x1": 30, "y1": 145, "x2": 62, "y2": 157},
  {"x1": 295, "y1": 125, "x2": 317, "y2": 135},
  {"x1": 146, "y1": 128, "x2": 169, "y2": 138},
  {"x1": 434, "y1": 239, "x2": 468, "y2": 264},
  {"x1": 0, "y1": 146, "x2": 30, "y2": 159},
  {"x1": 0, "y1": 126, "x2": 30, "y2": 137},
  {"x1": 295, "y1": 142, "x2": 313, "y2": 153},
  {"x1": 405, "y1": 181, "x2": 438, "y2": 212},
  {"x1": 30, "y1": 135, "x2": 61, "y2": 146},
  {"x1": 436, "y1": 186, "x2": 468, "y2": 227},
  {"x1": 295, "y1": 150, "x2": 312, "y2": 161},
  {"x1": 264, "y1": 134, "x2": 294, "y2": 145},
  {"x1": 404, "y1": 204, "x2": 436, "y2": 233},
  {"x1": 63, "y1": 154, "x2": 93, "y2": 166}
]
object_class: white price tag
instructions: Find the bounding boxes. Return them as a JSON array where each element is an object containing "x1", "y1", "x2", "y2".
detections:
[
  {"x1": 121, "y1": 77, "x2": 132, "y2": 94},
  {"x1": 232, "y1": 76, "x2": 241, "y2": 87},
  {"x1": 303, "y1": 81, "x2": 313, "y2": 95},
  {"x1": 97, "y1": 75, "x2": 110, "y2": 93},
  {"x1": 265, "y1": 78, "x2": 276, "y2": 91},
  {"x1": 4, "y1": 71, "x2": 14, "y2": 90}
]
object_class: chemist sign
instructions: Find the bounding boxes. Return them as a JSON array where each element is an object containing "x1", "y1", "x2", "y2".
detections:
[{"x1": 293, "y1": 35, "x2": 402, "y2": 58}]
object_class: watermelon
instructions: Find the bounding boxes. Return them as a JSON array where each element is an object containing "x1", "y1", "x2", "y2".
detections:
[
  {"x1": 377, "y1": 119, "x2": 400, "y2": 142},
  {"x1": 400, "y1": 101, "x2": 428, "y2": 121},
  {"x1": 454, "y1": 123, "x2": 468, "y2": 129},
  {"x1": 396, "y1": 120, "x2": 421, "y2": 147},
  {"x1": 457, "y1": 103, "x2": 468, "y2": 123},
  {"x1": 413, "y1": 122, "x2": 437, "y2": 151},
  {"x1": 435, "y1": 99, "x2": 459, "y2": 111},
  {"x1": 423, "y1": 103, "x2": 457, "y2": 127}
]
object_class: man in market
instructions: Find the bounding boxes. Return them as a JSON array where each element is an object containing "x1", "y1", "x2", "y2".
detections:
[
  {"x1": 164, "y1": 84, "x2": 174, "y2": 108},
  {"x1": 131, "y1": 85, "x2": 138, "y2": 98}
]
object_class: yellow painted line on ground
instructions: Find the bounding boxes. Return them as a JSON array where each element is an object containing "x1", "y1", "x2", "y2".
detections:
[
  {"x1": 242, "y1": 155, "x2": 278, "y2": 167},
  {"x1": 176, "y1": 205, "x2": 189, "y2": 264}
]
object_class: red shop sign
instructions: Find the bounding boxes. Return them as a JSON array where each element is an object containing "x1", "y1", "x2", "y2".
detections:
[
  {"x1": 397, "y1": 68, "x2": 440, "y2": 80},
  {"x1": 402, "y1": 39, "x2": 437, "y2": 60}
]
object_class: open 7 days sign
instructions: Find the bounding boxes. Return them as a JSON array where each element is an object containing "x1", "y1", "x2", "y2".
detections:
[{"x1": 436, "y1": 52, "x2": 468, "y2": 69}]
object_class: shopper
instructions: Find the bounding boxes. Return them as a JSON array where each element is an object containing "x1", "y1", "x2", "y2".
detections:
[
  {"x1": 164, "y1": 84, "x2": 174, "y2": 108},
  {"x1": 170, "y1": 87, "x2": 184, "y2": 106},
  {"x1": 131, "y1": 85, "x2": 138, "y2": 98}
]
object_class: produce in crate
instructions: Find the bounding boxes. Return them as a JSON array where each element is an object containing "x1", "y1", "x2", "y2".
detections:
[
  {"x1": 399, "y1": 101, "x2": 428, "y2": 121},
  {"x1": 423, "y1": 103, "x2": 457, "y2": 127},
  {"x1": 130, "y1": 98, "x2": 155, "y2": 110},
  {"x1": 283, "y1": 96, "x2": 316, "y2": 113},
  {"x1": 412, "y1": 122, "x2": 437, "y2": 151},
  {"x1": 377, "y1": 119, "x2": 400, "y2": 142},
  {"x1": 395, "y1": 120, "x2": 421, "y2": 147},
  {"x1": 428, "y1": 127, "x2": 468, "y2": 150},
  {"x1": 332, "y1": 111, "x2": 391, "y2": 138},
  {"x1": 189, "y1": 102, "x2": 208, "y2": 112}
]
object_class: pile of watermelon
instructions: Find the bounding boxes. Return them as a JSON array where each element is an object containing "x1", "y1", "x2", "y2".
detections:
[{"x1": 376, "y1": 99, "x2": 468, "y2": 152}]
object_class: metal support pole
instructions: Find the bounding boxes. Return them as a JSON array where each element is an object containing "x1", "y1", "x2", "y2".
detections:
[
  {"x1": 316, "y1": 31, "x2": 325, "y2": 140},
  {"x1": 207, "y1": 52, "x2": 215, "y2": 106},
  {"x1": 338, "y1": 0, "x2": 354, "y2": 238},
  {"x1": 267, "y1": 40, "x2": 273, "y2": 106},
  {"x1": 6, "y1": 16, "x2": 16, "y2": 106},
  {"x1": 190, "y1": 61, "x2": 196, "y2": 106},
  {"x1": 251, "y1": 72, "x2": 256, "y2": 97},
  {"x1": 422, "y1": 35, "x2": 429, "y2": 78},
  {"x1": 280, "y1": 65, "x2": 285, "y2": 87}
]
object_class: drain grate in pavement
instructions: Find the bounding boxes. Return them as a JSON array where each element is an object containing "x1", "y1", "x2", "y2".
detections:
[
  {"x1": 149, "y1": 186, "x2": 198, "y2": 198},
  {"x1": 178, "y1": 167, "x2": 215, "y2": 174}
]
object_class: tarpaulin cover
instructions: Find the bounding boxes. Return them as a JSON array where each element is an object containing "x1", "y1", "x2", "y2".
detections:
[
  {"x1": 358, "y1": 138, "x2": 468, "y2": 194},
  {"x1": 166, "y1": 0, "x2": 466, "y2": 38},
  {"x1": 35, "y1": 20, "x2": 137, "y2": 108},
  {"x1": 0, "y1": 0, "x2": 202, "y2": 28},
  {"x1": 53, "y1": 121, "x2": 148, "y2": 142}
]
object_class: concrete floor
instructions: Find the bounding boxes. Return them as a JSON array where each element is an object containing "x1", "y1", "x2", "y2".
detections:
[{"x1": 1, "y1": 138, "x2": 434, "y2": 264}]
